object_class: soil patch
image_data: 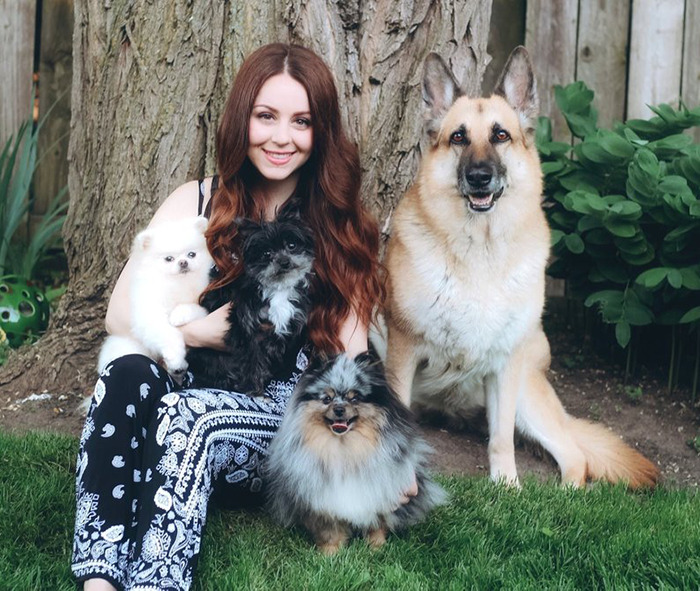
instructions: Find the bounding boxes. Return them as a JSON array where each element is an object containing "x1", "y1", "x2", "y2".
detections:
[{"x1": 1, "y1": 325, "x2": 698, "y2": 488}]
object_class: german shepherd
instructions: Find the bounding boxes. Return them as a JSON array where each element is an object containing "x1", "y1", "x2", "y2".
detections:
[{"x1": 382, "y1": 47, "x2": 659, "y2": 488}]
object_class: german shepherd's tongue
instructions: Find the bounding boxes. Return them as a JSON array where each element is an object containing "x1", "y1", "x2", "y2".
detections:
[
  {"x1": 330, "y1": 421, "x2": 349, "y2": 434},
  {"x1": 467, "y1": 194, "x2": 495, "y2": 211},
  {"x1": 467, "y1": 186, "x2": 504, "y2": 212}
]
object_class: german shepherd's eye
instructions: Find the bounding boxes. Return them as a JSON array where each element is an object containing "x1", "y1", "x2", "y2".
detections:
[
  {"x1": 492, "y1": 128, "x2": 511, "y2": 143},
  {"x1": 164, "y1": 256, "x2": 174, "y2": 262},
  {"x1": 450, "y1": 129, "x2": 467, "y2": 145}
]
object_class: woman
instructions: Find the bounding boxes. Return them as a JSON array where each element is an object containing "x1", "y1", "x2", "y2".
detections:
[{"x1": 72, "y1": 44, "x2": 386, "y2": 591}]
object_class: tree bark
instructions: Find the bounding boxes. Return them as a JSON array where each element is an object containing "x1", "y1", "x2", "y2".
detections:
[{"x1": 0, "y1": 0, "x2": 492, "y2": 395}]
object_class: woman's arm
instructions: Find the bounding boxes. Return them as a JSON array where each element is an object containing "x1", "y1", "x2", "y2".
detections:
[
  {"x1": 338, "y1": 309, "x2": 369, "y2": 357},
  {"x1": 105, "y1": 178, "x2": 228, "y2": 350}
]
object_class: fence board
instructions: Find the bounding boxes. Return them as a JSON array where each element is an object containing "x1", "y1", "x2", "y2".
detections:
[
  {"x1": 32, "y1": 0, "x2": 73, "y2": 227},
  {"x1": 525, "y1": 0, "x2": 578, "y2": 140},
  {"x1": 0, "y1": 0, "x2": 36, "y2": 144},
  {"x1": 627, "y1": 0, "x2": 684, "y2": 119},
  {"x1": 682, "y1": 0, "x2": 700, "y2": 141},
  {"x1": 482, "y1": 0, "x2": 526, "y2": 95},
  {"x1": 576, "y1": 0, "x2": 630, "y2": 127}
]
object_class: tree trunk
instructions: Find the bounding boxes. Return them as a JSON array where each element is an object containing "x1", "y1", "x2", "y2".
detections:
[{"x1": 0, "y1": 0, "x2": 492, "y2": 395}]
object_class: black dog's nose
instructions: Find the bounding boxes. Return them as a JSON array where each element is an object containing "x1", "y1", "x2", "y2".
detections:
[
  {"x1": 179, "y1": 260, "x2": 189, "y2": 269},
  {"x1": 466, "y1": 166, "x2": 493, "y2": 189},
  {"x1": 277, "y1": 255, "x2": 291, "y2": 270},
  {"x1": 333, "y1": 405, "x2": 345, "y2": 418}
]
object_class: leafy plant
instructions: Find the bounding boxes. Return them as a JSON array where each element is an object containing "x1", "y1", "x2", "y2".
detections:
[
  {"x1": 538, "y1": 82, "x2": 700, "y2": 397},
  {"x1": 0, "y1": 108, "x2": 68, "y2": 280},
  {"x1": 687, "y1": 434, "x2": 700, "y2": 454},
  {"x1": 618, "y1": 384, "x2": 643, "y2": 404}
]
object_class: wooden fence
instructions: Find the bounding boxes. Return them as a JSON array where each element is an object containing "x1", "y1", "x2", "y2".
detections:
[
  {"x1": 1, "y1": 0, "x2": 698, "y2": 240},
  {"x1": 0, "y1": 0, "x2": 73, "y2": 233},
  {"x1": 486, "y1": 0, "x2": 700, "y2": 141}
]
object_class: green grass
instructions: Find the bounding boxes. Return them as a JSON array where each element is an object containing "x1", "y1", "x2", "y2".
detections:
[{"x1": 1, "y1": 431, "x2": 699, "y2": 591}]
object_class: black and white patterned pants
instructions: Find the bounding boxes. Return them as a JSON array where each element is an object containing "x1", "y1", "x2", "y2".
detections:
[{"x1": 71, "y1": 348, "x2": 309, "y2": 591}]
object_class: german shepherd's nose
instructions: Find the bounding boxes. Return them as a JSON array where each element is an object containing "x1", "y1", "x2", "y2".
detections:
[{"x1": 465, "y1": 166, "x2": 493, "y2": 190}]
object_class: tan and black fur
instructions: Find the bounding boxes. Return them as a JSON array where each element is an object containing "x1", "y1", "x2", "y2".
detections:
[
  {"x1": 265, "y1": 354, "x2": 446, "y2": 554},
  {"x1": 382, "y1": 47, "x2": 659, "y2": 488}
]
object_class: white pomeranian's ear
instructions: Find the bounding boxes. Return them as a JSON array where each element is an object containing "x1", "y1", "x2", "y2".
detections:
[
  {"x1": 132, "y1": 228, "x2": 153, "y2": 252},
  {"x1": 193, "y1": 216, "x2": 208, "y2": 234}
]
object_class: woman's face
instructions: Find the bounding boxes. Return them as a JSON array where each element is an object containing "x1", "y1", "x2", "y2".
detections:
[{"x1": 248, "y1": 73, "x2": 313, "y2": 183}]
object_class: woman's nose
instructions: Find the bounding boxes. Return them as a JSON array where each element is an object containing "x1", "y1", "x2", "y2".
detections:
[{"x1": 271, "y1": 123, "x2": 291, "y2": 145}]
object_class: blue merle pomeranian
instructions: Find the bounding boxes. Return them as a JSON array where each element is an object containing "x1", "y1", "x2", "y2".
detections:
[
  {"x1": 265, "y1": 353, "x2": 447, "y2": 554},
  {"x1": 186, "y1": 203, "x2": 314, "y2": 394}
]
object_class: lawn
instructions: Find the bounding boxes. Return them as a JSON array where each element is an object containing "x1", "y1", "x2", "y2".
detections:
[{"x1": 1, "y1": 431, "x2": 699, "y2": 590}]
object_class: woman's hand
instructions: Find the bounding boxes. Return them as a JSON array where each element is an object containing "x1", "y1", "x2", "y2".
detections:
[
  {"x1": 179, "y1": 303, "x2": 231, "y2": 350},
  {"x1": 399, "y1": 472, "x2": 418, "y2": 505}
]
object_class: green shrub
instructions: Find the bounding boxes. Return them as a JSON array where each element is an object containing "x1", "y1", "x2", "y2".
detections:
[
  {"x1": 538, "y1": 82, "x2": 700, "y2": 395},
  {"x1": 0, "y1": 110, "x2": 68, "y2": 280}
]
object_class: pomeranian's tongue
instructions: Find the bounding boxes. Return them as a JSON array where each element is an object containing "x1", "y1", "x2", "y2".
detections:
[{"x1": 331, "y1": 421, "x2": 349, "y2": 434}]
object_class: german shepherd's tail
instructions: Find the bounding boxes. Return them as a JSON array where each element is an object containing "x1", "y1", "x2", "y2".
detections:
[{"x1": 570, "y1": 418, "x2": 659, "y2": 489}]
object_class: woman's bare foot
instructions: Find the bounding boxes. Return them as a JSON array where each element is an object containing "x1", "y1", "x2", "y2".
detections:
[{"x1": 84, "y1": 578, "x2": 117, "y2": 591}]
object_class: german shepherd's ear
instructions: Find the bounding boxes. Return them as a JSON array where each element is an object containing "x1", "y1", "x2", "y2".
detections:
[
  {"x1": 493, "y1": 46, "x2": 539, "y2": 135},
  {"x1": 422, "y1": 53, "x2": 463, "y2": 143}
]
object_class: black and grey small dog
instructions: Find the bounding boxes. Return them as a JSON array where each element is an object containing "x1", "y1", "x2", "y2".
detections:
[
  {"x1": 265, "y1": 353, "x2": 447, "y2": 554},
  {"x1": 186, "y1": 205, "x2": 314, "y2": 394}
]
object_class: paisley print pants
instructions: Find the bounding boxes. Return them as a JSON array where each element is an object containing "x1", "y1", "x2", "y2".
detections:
[{"x1": 71, "y1": 349, "x2": 308, "y2": 590}]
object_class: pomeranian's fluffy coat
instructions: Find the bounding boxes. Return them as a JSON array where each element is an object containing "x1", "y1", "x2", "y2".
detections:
[
  {"x1": 186, "y1": 205, "x2": 314, "y2": 394},
  {"x1": 97, "y1": 216, "x2": 212, "y2": 377},
  {"x1": 265, "y1": 353, "x2": 446, "y2": 554}
]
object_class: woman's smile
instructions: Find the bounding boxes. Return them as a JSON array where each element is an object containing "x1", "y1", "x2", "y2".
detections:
[{"x1": 263, "y1": 149, "x2": 296, "y2": 165}]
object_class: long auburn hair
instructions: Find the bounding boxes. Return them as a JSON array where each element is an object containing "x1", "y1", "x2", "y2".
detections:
[{"x1": 206, "y1": 43, "x2": 384, "y2": 354}]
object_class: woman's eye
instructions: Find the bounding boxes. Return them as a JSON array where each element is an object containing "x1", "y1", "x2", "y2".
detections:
[
  {"x1": 258, "y1": 112, "x2": 274, "y2": 121},
  {"x1": 187, "y1": 252, "x2": 196, "y2": 258},
  {"x1": 294, "y1": 118, "x2": 311, "y2": 128},
  {"x1": 450, "y1": 130, "x2": 467, "y2": 145},
  {"x1": 493, "y1": 129, "x2": 511, "y2": 143},
  {"x1": 164, "y1": 256, "x2": 174, "y2": 262}
]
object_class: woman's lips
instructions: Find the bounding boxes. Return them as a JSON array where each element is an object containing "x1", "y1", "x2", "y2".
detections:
[{"x1": 263, "y1": 149, "x2": 295, "y2": 165}]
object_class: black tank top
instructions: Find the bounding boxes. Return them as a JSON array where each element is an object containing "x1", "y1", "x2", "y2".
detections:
[{"x1": 197, "y1": 175, "x2": 219, "y2": 218}]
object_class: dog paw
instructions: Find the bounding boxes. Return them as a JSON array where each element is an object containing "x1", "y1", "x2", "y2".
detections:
[
  {"x1": 162, "y1": 348, "x2": 188, "y2": 379},
  {"x1": 366, "y1": 528, "x2": 387, "y2": 550},
  {"x1": 169, "y1": 304, "x2": 208, "y2": 327}
]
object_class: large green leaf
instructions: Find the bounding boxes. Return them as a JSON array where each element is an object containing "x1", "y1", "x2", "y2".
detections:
[
  {"x1": 680, "y1": 307, "x2": 700, "y2": 324},
  {"x1": 615, "y1": 321, "x2": 631, "y2": 348},
  {"x1": 636, "y1": 267, "x2": 670, "y2": 288}
]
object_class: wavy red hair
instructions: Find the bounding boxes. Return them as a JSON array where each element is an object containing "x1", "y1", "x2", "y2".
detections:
[{"x1": 206, "y1": 43, "x2": 383, "y2": 354}]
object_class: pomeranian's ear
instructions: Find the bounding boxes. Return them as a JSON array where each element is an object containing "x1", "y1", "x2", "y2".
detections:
[
  {"x1": 276, "y1": 198, "x2": 303, "y2": 223},
  {"x1": 234, "y1": 217, "x2": 261, "y2": 241},
  {"x1": 193, "y1": 216, "x2": 208, "y2": 234},
  {"x1": 132, "y1": 227, "x2": 153, "y2": 252},
  {"x1": 353, "y1": 351, "x2": 374, "y2": 367}
]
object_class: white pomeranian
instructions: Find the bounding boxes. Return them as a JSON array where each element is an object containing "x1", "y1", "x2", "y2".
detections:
[{"x1": 97, "y1": 216, "x2": 213, "y2": 378}]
